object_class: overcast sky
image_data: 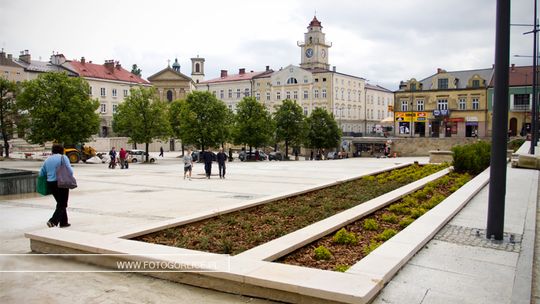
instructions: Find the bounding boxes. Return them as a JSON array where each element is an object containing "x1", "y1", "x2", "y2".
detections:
[{"x1": 0, "y1": 0, "x2": 535, "y2": 90}]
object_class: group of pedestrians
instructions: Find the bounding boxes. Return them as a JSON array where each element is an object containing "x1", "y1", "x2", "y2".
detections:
[
  {"x1": 108, "y1": 147, "x2": 129, "y2": 169},
  {"x1": 183, "y1": 148, "x2": 227, "y2": 180}
]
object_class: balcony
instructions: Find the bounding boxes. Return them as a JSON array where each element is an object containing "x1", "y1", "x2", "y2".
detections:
[{"x1": 511, "y1": 104, "x2": 531, "y2": 112}]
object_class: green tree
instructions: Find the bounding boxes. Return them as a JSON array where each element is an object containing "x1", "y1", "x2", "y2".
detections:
[
  {"x1": 169, "y1": 91, "x2": 229, "y2": 151},
  {"x1": 0, "y1": 78, "x2": 21, "y2": 157},
  {"x1": 113, "y1": 87, "x2": 170, "y2": 162},
  {"x1": 17, "y1": 72, "x2": 100, "y2": 145},
  {"x1": 274, "y1": 99, "x2": 306, "y2": 159},
  {"x1": 233, "y1": 97, "x2": 274, "y2": 152},
  {"x1": 305, "y1": 107, "x2": 341, "y2": 152},
  {"x1": 131, "y1": 64, "x2": 142, "y2": 77}
]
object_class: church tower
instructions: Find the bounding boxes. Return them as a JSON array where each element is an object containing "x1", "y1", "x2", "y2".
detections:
[
  {"x1": 191, "y1": 56, "x2": 205, "y2": 83},
  {"x1": 298, "y1": 16, "x2": 331, "y2": 70}
]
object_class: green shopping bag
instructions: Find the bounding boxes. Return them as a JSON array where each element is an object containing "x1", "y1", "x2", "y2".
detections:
[{"x1": 36, "y1": 175, "x2": 51, "y2": 195}]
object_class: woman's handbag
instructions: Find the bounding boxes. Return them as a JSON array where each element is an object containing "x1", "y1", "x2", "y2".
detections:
[
  {"x1": 36, "y1": 175, "x2": 51, "y2": 195},
  {"x1": 56, "y1": 156, "x2": 77, "y2": 189}
]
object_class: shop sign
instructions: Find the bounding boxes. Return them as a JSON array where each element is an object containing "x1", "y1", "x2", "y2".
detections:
[
  {"x1": 433, "y1": 109, "x2": 451, "y2": 117},
  {"x1": 465, "y1": 116, "x2": 478, "y2": 122}
]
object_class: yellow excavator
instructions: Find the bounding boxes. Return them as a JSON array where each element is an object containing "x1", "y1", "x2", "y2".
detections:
[{"x1": 64, "y1": 144, "x2": 97, "y2": 163}]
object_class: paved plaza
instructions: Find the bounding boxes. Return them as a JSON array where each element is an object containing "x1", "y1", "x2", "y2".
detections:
[{"x1": 0, "y1": 153, "x2": 538, "y2": 303}]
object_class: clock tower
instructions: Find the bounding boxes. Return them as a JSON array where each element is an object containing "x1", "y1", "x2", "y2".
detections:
[{"x1": 298, "y1": 16, "x2": 331, "y2": 70}]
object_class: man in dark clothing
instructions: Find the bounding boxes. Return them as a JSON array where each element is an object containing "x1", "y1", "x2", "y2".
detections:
[
  {"x1": 159, "y1": 146, "x2": 164, "y2": 157},
  {"x1": 202, "y1": 149, "x2": 215, "y2": 179},
  {"x1": 217, "y1": 148, "x2": 227, "y2": 179}
]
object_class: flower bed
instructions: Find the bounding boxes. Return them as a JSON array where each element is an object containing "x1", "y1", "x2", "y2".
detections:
[
  {"x1": 277, "y1": 172, "x2": 471, "y2": 271},
  {"x1": 135, "y1": 164, "x2": 449, "y2": 255}
]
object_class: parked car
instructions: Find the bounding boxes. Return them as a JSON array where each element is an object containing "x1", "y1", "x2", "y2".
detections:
[
  {"x1": 239, "y1": 150, "x2": 267, "y2": 161},
  {"x1": 268, "y1": 151, "x2": 284, "y2": 161},
  {"x1": 128, "y1": 149, "x2": 156, "y2": 163}
]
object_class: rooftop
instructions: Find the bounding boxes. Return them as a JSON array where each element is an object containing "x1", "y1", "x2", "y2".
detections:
[{"x1": 69, "y1": 59, "x2": 149, "y2": 85}]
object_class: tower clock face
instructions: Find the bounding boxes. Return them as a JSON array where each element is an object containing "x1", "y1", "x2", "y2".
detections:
[{"x1": 306, "y1": 48, "x2": 314, "y2": 58}]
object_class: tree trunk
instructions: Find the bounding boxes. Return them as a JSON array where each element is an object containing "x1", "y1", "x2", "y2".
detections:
[
  {"x1": 145, "y1": 142, "x2": 149, "y2": 162},
  {"x1": 285, "y1": 140, "x2": 289, "y2": 159},
  {"x1": 2, "y1": 137, "x2": 8, "y2": 158}
]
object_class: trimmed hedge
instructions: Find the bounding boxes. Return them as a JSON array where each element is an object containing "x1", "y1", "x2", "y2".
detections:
[{"x1": 451, "y1": 141, "x2": 491, "y2": 174}]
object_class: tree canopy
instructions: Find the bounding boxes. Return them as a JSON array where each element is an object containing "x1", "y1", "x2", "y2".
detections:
[
  {"x1": 169, "y1": 91, "x2": 230, "y2": 151},
  {"x1": 112, "y1": 87, "x2": 170, "y2": 161},
  {"x1": 233, "y1": 97, "x2": 274, "y2": 151},
  {"x1": 273, "y1": 99, "x2": 306, "y2": 158},
  {"x1": 131, "y1": 64, "x2": 142, "y2": 77},
  {"x1": 17, "y1": 72, "x2": 100, "y2": 145},
  {"x1": 305, "y1": 107, "x2": 342, "y2": 151},
  {"x1": 0, "y1": 78, "x2": 21, "y2": 157}
]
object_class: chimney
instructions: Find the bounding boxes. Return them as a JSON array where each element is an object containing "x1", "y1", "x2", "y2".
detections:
[
  {"x1": 104, "y1": 60, "x2": 115, "y2": 71},
  {"x1": 266, "y1": 65, "x2": 270, "y2": 71},
  {"x1": 19, "y1": 50, "x2": 31, "y2": 63},
  {"x1": 220, "y1": 70, "x2": 228, "y2": 78},
  {"x1": 437, "y1": 68, "x2": 442, "y2": 73},
  {"x1": 80, "y1": 57, "x2": 85, "y2": 64},
  {"x1": 239, "y1": 68, "x2": 246, "y2": 75},
  {"x1": 115, "y1": 61, "x2": 122, "y2": 70},
  {"x1": 7, "y1": 54, "x2": 12, "y2": 60},
  {"x1": 332, "y1": 66, "x2": 336, "y2": 72},
  {"x1": 511, "y1": 63, "x2": 515, "y2": 71},
  {"x1": 50, "y1": 53, "x2": 66, "y2": 65}
]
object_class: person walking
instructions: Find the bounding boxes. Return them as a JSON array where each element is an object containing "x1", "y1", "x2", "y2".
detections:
[
  {"x1": 202, "y1": 149, "x2": 215, "y2": 179},
  {"x1": 39, "y1": 144, "x2": 74, "y2": 228},
  {"x1": 183, "y1": 149, "x2": 193, "y2": 180},
  {"x1": 159, "y1": 146, "x2": 164, "y2": 157},
  {"x1": 119, "y1": 148, "x2": 127, "y2": 169},
  {"x1": 217, "y1": 147, "x2": 227, "y2": 179},
  {"x1": 108, "y1": 147, "x2": 117, "y2": 169}
]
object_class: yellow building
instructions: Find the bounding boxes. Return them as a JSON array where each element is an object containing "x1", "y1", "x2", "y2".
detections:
[
  {"x1": 395, "y1": 68, "x2": 493, "y2": 138},
  {"x1": 148, "y1": 58, "x2": 196, "y2": 102}
]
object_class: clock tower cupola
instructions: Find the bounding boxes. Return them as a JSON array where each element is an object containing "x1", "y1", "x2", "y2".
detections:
[{"x1": 298, "y1": 16, "x2": 332, "y2": 70}]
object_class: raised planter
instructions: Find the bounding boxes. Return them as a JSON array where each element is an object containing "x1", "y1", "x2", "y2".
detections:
[
  {"x1": 0, "y1": 168, "x2": 38, "y2": 195},
  {"x1": 429, "y1": 150, "x2": 453, "y2": 164}
]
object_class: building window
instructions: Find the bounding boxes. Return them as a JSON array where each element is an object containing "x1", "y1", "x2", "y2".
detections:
[
  {"x1": 335, "y1": 88, "x2": 339, "y2": 100},
  {"x1": 256, "y1": 92, "x2": 260, "y2": 100},
  {"x1": 166, "y1": 90, "x2": 173, "y2": 102},
  {"x1": 322, "y1": 89, "x2": 327, "y2": 98},
  {"x1": 293, "y1": 91, "x2": 298, "y2": 100},
  {"x1": 401, "y1": 100, "x2": 408, "y2": 111},
  {"x1": 323, "y1": 78, "x2": 327, "y2": 82},
  {"x1": 437, "y1": 99, "x2": 448, "y2": 110},
  {"x1": 472, "y1": 97, "x2": 480, "y2": 110},
  {"x1": 514, "y1": 94, "x2": 531, "y2": 110},
  {"x1": 303, "y1": 77, "x2": 308, "y2": 83},
  {"x1": 100, "y1": 88, "x2": 106, "y2": 97},
  {"x1": 277, "y1": 81, "x2": 281, "y2": 85},
  {"x1": 212, "y1": 91, "x2": 216, "y2": 96},
  {"x1": 236, "y1": 89, "x2": 241, "y2": 98},
  {"x1": 286, "y1": 91, "x2": 291, "y2": 99},
  {"x1": 100, "y1": 103, "x2": 106, "y2": 113},
  {"x1": 89, "y1": 86, "x2": 93, "y2": 96},
  {"x1": 459, "y1": 98, "x2": 466, "y2": 110},
  {"x1": 410, "y1": 83, "x2": 417, "y2": 91},
  {"x1": 112, "y1": 88, "x2": 117, "y2": 97},
  {"x1": 195, "y1": 63, "x2": 200, "y2": 73},
  {"x1": 304, "y1": 90, "x2": 308, "y2": 99},
  {"x1": 123, "y1": 89, "x2": 128, "y2": 97},
  {"x1": 438, "y1": 78, "x2": 449, "y2": 89},
  {"x1": 416, "y1": 99, "x2": 424, "y2": 111},
  {"x1": 348, "y1": 90, "x2": 351, "y2": 101},
  {"x1": 314, "y1": 78, "x2": 319, "y2": 82},
  {"x1": 266, "y1": 92, "x2": 271, "y2": 101},
  {"x1": 314, "y1": 89, "x2": 319, "y2": 99},
  {"x1": 341, "y1": 89, "x2": 344, "y2": 100},
  {"x1": 228, "y1": 89, "x2": 232, "y2": 98},
  {"x1": 276, "y1": 92, "x2": 281, "y2": 100},
  {"x1": 112, "y1": 104, "x2": 118, "y2": 113},
  {"x1": 244, "y1": 88, "x2": 250, "y2": 97},
  {"x1": 304, "y1": 107, "x2": 308, "y2": 116},
  {"x1": 287, "y1": 77, "x2": 298, "y2": 84},
  {"x1": 472, "y1": 79, "x2": 480, "y2": 88},
  {"x1": 220, "y1": 90, "x2": 224, "y2": 99}
]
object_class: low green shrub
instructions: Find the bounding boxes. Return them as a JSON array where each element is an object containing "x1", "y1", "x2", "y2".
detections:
[
  {"x1": 508, "y1": 138, "x2": 525, "y2": 152},
  {"x1": 333, "y1": 228, "x2": 358, "y2": 245},
  {"x1": 376, "y1": 228, "x2": 398, "y2": 241},
  {"x1": 381, "y1": 213, "x2": 398, "y2": 223},
  {"x1": 399, "y1": 217, "x2": 414, "y2": 228},
  {"x1": 388, "y1": 202, "x2": 409, "y2": 215},
  {"x1": 363, "y1": 218, "x2": 379, "y2": 230},
  {"x1": 452, "y1": 141, "x2": 491, "y2": 175},
  {"x1": 314, "y1": 245, "x2": 333, "y2": 260},
  {"x1": 409, "y1": 207, "x2": 427, "y2": 219},
  {"x1": 334, "y1": 264, "x2": 350, "y2": 272}
]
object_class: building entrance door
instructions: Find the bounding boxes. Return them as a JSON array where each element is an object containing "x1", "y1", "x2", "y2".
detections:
[
  {"x1": 431, "y1": 121, "x2": 440, "y2": 137},
  {"x1": 509, "y1": 118, "x2": 517, "y2": 136}
]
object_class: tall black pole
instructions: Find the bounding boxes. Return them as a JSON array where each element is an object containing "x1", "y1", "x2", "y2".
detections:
[
  {"x1": 487, "y1": 0, "x2": 510, "y2": 240},
  {"x1": 531, "y1": 0, "x2": 538, "y2": 154}
]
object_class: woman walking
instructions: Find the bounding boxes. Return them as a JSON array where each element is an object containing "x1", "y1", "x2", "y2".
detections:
[{"x1": 39, "y1": 144, "x2": 74, "y2": 228}]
